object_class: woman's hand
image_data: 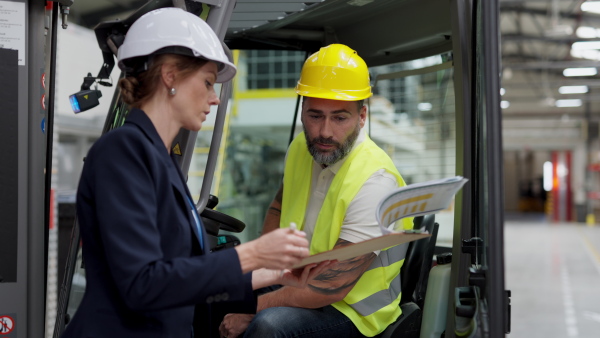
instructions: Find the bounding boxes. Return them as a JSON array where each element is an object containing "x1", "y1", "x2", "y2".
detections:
[{"x1": 236, "y1": 228, "x2": 310, "y2": 273}]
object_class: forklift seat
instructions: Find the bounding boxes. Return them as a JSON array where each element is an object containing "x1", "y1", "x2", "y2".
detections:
[{"x1": 378, "y1": 214, "x2": 439, "y2": 338}]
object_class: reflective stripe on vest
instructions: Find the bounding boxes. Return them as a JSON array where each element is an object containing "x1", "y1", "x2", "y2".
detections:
[
  {"x1": 281, "y1": 132, "x2": 413, "y2": 337},
  {"x1": 365, "y1": 242, "x2": 409, "y2": 272},
  {"x1": 352, "y1": 269, "x2": 401, "y2": 317},
  {"x1": 351, "y1": 242, "x2": 408, "y2": 316}
]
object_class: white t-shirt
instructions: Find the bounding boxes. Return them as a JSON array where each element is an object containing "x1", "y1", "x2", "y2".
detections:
[{"x1": 290, "y1": 129, "x2": 399, "y2": 255}]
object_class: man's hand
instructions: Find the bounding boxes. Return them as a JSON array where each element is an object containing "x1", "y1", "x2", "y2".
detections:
[
  {"x1": 280, "y1": 260, "x2": 335, "y2": 288},
  {"x1": 256, "y1": 238, "x2": 377, "y2": 310},
  {"x1": 219, "y1": 313, "x2": 254, "y2": 338}
]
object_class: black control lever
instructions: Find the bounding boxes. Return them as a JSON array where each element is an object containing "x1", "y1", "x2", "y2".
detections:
[
  {"x1": 206, "y1": 194, "x2": 219, "y2": 209},
  {"x1": 462, "y1": 237, "x2": 484, "y2": 265},
  {"x1": 199, "y1": 194, "x2": 245, "y2": 235}
]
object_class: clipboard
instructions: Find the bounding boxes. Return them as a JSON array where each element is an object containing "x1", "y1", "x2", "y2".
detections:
[
  {"x1": 293, "y1": 232, "x2": 430, "y2": 268},
  {"x1": 292, "y1": 176, "x2": 468, "y2": 268}
]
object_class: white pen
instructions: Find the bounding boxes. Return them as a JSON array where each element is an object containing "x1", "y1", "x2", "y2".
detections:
[{"x1": 281, "y1": 223, "x2": 298, "y2": 277}]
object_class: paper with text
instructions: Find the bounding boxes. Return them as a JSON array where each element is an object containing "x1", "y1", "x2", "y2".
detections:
[
  {"x1": 292, "y1": 176, "x2": 468, "y2": 268},
  {"x1": 377, "y1": 176, "x2": 468, "y2": 234}
]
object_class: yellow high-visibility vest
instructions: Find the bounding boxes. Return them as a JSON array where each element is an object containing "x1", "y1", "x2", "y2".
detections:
[{"x1": 281, "y1": 132, "x2": 413, "y2": 337}]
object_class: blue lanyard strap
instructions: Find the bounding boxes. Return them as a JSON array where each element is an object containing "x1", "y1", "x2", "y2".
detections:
[{"x1": 187, "y1": 196, "x2": 204, "y2": 251}]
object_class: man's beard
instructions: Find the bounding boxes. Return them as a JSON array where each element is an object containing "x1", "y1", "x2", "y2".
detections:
[{"x1": 304, "y1": 123, "x2": 361, "y2": 166}]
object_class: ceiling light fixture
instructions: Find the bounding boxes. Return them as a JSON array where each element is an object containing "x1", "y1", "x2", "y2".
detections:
[
  {"x1": 558, "y1": 85, "x2": 589, "y2": 94},
  {"x1": 555, "y1": 99, "x2": 583, "y2": 107},
  {"x1": 582, "y1": 1, "x2": 600, "y2": 14},
  {"x1": 501, "y1": 101, "x2": 510, "y2": 109},
  {"x1": 571, "y1": 49, "x2": 600, "y2": 60},
  {"x1": 572, "y1": 41, "x2": 600, "y2": 50},
  {"x1": 576, "y1": 26, "x2": 600, "y2": 39},
  {"x1": 563, "y1": 67, "x2": 597, "y2": 76}
]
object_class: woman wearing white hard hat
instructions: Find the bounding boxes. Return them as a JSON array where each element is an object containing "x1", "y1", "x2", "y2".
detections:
[{"x1": 62, "y1": 8, "x2": 329, "y2": 337}]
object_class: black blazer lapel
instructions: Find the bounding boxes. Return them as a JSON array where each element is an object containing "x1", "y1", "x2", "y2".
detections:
[{"x1": 126, "y1": 109, "x2": 207, "y2": 253}]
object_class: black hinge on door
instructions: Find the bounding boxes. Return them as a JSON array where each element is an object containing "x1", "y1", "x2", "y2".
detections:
[
  {"x1": 457, "y1": 238, "x2": 487, "y2": 337},
  {"x1": 462, "y1": 237, "x2": 487, "y2": 296},
  {"x1": 505, "y1": 290, "x2": 511, "y2": 334},
  {"x1": 461, "y1": 237, "x2": 484, "y2": 265},
  {"x1": 461, "y1": 237, "x2": 511, "y2": 336}
]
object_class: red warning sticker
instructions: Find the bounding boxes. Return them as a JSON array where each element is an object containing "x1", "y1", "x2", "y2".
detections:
[{"x1": 0, "y1": 315, "x2": 14, "y2": 334}]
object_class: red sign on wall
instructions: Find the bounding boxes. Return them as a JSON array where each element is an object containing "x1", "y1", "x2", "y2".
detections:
[{"x1": 0, "y1": 315, "x2": 14, "y2": 334}]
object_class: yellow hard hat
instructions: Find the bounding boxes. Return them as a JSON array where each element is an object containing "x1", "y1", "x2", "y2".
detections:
[{"x1": 295, "y1": 44, "x2": 372, "y2": 101}]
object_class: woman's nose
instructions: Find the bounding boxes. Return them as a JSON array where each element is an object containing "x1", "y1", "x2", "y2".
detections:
[{"x1": 210, "y1": 91, "x2": 220, "y2": 105}]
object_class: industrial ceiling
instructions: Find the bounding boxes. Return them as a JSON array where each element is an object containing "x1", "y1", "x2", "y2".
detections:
[{"x1": 64, "y1": 0, "x2": 600, "y2": 124}]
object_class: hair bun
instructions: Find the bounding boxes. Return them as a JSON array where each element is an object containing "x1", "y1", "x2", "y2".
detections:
[{"x1": 118, "y1": 77, "x2": 140, "y2": 105}]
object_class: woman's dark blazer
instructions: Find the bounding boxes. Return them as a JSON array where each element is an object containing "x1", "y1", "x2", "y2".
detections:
[{"x1": 62, "y1": 109, "x2": 255, "y2": 337}]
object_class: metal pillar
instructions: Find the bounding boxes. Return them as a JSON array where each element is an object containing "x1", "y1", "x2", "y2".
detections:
[{"x1": 0, "y1": 0, "x2": 48, "y2": 336}]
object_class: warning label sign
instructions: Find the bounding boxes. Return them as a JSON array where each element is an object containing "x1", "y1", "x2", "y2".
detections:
[
  {"x1": 172, "y1": 143, "x2": 182, "y2": 156},
  {"x1": 0, "y1": 314, "x2": 15, "y2": 335},
  {"x1": 0, "y1": 1, "x2": 26, "y2": 65}
]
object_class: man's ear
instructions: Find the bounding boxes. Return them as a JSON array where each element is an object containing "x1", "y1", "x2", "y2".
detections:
[{"x1": 359, "y1": 105, "x2": 367, "y2": 128}]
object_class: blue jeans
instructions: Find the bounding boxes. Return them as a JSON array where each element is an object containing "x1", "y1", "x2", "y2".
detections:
[{"x1": 243, "y1": 305, "x2": 364, "y2": 338}]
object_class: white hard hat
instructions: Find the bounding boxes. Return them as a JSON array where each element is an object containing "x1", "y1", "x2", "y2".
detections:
[{"x1": 117, "y1": 7, "x2": 236, "y2": 83}]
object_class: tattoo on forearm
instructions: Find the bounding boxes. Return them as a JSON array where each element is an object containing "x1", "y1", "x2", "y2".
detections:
[
  {"x1": 314, "y1": 257, "x2": 370, "y2": 281},
  {"x1": 308, "y1": 275, "x2": 363, "y2": 295},
  {"x1": 307, "y1": 239, "x2": 376, "y2": 296},
  {"x1": 268, "y1": 206, "x2": 281, "y2": 214},
  {"x1": 332, "y1": 240, "x2": 353, "y2": 248}
]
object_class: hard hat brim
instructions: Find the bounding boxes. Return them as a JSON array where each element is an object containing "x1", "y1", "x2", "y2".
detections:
[
  {"x1": 215, "y1": 63, "x2": 236, "y2": 83},
  {"x1": 295, "y1": 83, "x2": 372, "y2": 101}
]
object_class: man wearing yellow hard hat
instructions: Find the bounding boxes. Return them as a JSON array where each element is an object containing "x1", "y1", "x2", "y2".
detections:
[{"x1": 220, "y1": 44, "x2": 411, "y2": 337}]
